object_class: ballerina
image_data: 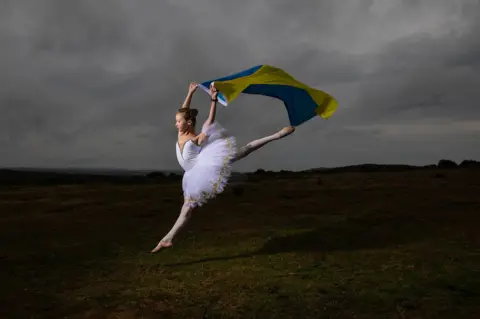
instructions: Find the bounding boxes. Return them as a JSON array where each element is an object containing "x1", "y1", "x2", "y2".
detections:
[{"x1": 151, "y1": 82, "x2": 295, "y2": 253}]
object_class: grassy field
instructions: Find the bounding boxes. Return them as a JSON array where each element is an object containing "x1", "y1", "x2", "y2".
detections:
[{"x1": 1, "y1": 169, "x2": 479, "y2": 318}]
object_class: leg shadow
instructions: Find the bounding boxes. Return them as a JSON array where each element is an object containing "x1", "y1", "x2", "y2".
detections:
[{"x1": 162, "y1": 212, "x2": 434, "y2": 267}]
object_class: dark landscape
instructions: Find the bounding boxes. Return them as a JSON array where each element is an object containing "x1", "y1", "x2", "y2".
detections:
[{"x1": 1, "y1": 160, "x2": 479, "y2": 318}]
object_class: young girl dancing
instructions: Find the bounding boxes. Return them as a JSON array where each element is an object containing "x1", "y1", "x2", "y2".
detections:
[{"x1": 151, "y1": 82, "x2": 295, "y2": 253}]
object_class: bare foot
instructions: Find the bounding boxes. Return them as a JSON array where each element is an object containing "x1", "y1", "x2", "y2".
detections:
[
  {"x1": 276, "y1": 126, "x2": 295, "y2": 139},
  {"x1": 151, "y1": 241, "x2": 173, "y2": 253}
]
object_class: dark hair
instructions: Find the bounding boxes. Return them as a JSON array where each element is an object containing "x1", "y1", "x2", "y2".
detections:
[{"x1": 177, "y1": 108, "x2": 199, "y2": 126}]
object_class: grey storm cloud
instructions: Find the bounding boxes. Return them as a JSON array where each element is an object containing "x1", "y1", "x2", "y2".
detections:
[{"x1": 1, "y1": 0, "x2": 479, "y2": 171}]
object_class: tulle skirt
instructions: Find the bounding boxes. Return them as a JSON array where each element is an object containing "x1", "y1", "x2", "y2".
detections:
[{"x1": 183, "y1": 122, "x2": 237, "y2": 208}]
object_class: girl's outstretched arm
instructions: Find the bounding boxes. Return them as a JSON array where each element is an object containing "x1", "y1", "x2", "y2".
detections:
[
  {"x1": 203, "y1": 83, "x2": 219, "y2": 127},
  {"x1": 180, "y1": 82, "x2": 198, "y2": 109}
]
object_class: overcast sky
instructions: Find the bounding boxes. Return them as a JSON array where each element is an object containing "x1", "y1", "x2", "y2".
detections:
[{"x1": 1, "y1": 0, "x2": 479, "y2": 172}]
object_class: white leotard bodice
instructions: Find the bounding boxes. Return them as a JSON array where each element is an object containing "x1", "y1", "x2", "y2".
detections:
[{"x1": 176, "y1": 140, "x2": 201, "y2": 171}]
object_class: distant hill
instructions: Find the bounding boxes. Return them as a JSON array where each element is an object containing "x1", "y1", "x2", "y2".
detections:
[
  {"x1": 0, "y1": 167, "x2": 181, "y2": 176},
  {"x1": 0, "y1": 159, "x2": 478, "y2": 186},
  {"x1": 306, "y1": 163, "x2": 424, "y2": 174}
]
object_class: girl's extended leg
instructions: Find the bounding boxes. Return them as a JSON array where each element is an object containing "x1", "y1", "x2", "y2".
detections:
[
  {"x1": 151, "y1": 201, "x2": 195, "y2": 253},
  {"x1": 231, "y1": 126, "x2": 295, "y2": 163}
]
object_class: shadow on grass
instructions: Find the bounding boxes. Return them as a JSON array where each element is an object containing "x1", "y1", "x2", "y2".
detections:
[{"x1": 162, "y1": 212, "x2": 433, "y2": 267}]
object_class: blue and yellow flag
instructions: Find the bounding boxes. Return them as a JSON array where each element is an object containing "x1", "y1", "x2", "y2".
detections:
[{"x1": 199, "y1": 65, "x2": 338, "y2": 126}]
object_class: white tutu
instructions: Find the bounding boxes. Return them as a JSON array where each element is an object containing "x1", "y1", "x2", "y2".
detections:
[{"x1": 182, "y1": 122, "x2": 237, "y2": 208}]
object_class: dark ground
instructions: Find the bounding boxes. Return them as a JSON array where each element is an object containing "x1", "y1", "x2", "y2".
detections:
[{"x1": 0, "y1": 167, "x2": 479, "y2": 318}]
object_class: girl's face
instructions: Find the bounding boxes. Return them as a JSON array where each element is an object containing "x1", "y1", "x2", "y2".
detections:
[{"x1": 175, "y1": 113, "x2": 190, "y2": 132}]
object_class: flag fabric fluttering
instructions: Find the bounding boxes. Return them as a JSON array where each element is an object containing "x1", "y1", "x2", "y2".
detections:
[{"x1": 199, "y1": 65, "x2": 338, "y2": 126}]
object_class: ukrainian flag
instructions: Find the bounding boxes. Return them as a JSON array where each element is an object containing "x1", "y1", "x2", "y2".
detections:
[{"x1": 199, "y1": 65, "x2": 338, "y2": 126}]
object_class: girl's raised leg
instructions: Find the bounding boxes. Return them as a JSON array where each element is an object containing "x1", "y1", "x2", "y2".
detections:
[{"x1": 231, "y1": 126, "x2": 295, "y2": 163}]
